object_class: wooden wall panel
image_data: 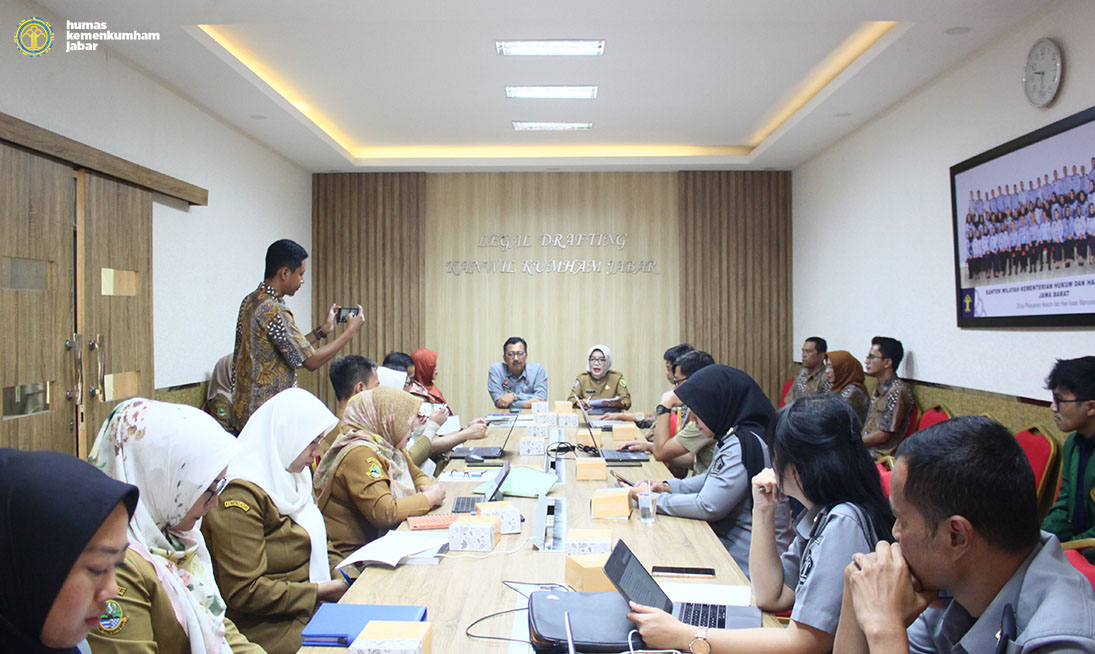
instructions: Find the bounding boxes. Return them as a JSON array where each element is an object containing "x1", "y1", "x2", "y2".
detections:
[
  {"x1": 424, "y1": 173, "x2": 680, "y2": 420},
  {"x1": 310, "y1": 173, "x2": 425, "y2": 409},
  {"x1": 679, "y1": 171, "x2": 792, "y2": 404}
]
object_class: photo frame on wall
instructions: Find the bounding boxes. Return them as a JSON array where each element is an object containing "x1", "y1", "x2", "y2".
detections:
[{"x1": 950, "y1": 105, "x2": 1095, "y2": 327}]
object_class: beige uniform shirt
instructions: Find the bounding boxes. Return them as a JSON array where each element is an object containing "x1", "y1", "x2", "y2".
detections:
[
  {"x1": 86, "y1": 548, "x2": 265, "y2": 654},
  {"x1": 319, "y1": 445, "x2": 433, "y2": 562},
  {"x1": 567, "y1": 370, "x2": 632, "y2": 409},
  {"x1": 201, "y1": 480, "x2": 337, "y2": 654},
  {"x1": 674, "y1": 421, "x2": 716, "y2": 476}
]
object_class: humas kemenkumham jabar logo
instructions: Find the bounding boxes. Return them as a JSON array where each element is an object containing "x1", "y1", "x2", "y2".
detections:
[{"x1": 14, "y1": 17, "x2": 53, "y2": 56}]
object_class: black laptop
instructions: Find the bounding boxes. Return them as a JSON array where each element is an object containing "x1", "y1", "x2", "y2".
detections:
[
  {"x1": 603, "y1": 540, "x2": 761, "y2": 630},
  {"x1": 450, "y1": 414, "x2": 518, "y2": 459},
  {"x1": 451, "y1": 462, "x2": 510, "y2": 513},
  {"x1": 576, "y1": 403, "x2": 650, "y2": 462}
]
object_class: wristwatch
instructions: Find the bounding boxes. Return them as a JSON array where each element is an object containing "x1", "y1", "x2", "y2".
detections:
[
  {"x1": 655, "y1": 404, "x2": 672, "y2": 416},
  {"x1": 689, "y1": 627, "x2": 711, "y2": 654}
]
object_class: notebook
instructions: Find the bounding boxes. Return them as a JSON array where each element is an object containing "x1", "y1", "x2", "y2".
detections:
[
  {"x1": 301, "y1": 603, "x2": 427, "y2": 646},
  {"x1": 602, "y1": 540, "x2": 761, "y2": 630}
]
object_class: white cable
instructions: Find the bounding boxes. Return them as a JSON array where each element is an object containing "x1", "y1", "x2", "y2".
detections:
[{"x1": 622, "y1": 629, "x2": 681, "y2": 654}]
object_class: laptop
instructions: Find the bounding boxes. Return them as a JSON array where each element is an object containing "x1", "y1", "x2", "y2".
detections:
[
  {"x1": 602, "y1": 540, "x2": 761, "y2": 630},
  {"x1": 450, "y1": 413, "x2": 518, "y2": 459},
  {"x1": 451, "y1": 462, "x2": 510, "y2": 513},
  {"x1": 575, "y1": 402, "x2": 650, "y2": 463}
]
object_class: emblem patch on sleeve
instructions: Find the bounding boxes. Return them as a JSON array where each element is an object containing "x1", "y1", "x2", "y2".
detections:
[
  {"x1": 97, "y1": 599, "x2": 128, "y2": 634},
  {"x1": 223, "y1": 499, "x2": 251, "y2": 512},
  {"x1": 620, "y1": 379, "x2": 627, "y2": 387}
]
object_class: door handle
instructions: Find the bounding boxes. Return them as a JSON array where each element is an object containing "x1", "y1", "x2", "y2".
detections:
[
  {"x1": 65, "y1": 333, "x2": 83, "y2": 406},
  {"x1": 88, "y1": 334, "x2": 105, "y2": 400}
]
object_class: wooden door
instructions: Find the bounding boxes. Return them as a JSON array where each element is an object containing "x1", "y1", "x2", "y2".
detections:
[
  {"x1": 0, "y1": 142, "x2": 78, "y2": 452},
  {"x1": 78, "y1": 171, "x2": 154, "y2": 449}
]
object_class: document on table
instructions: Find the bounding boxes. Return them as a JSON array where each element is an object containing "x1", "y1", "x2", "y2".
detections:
[
  {"x1": 438, "y1": 415, "x2": 461, "y2": 435},
  {"x1": 473, "y1": 465, "x2": 556, "y2": 498},
  {"x1": 336, "y1": 531, "x2": 449, "y2": 570},
  {"x1": 590, "y1": 419, "x2": 629, "y2": 428}
]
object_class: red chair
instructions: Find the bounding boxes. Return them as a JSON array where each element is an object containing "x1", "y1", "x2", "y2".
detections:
[
  {"x1": 1014, "y1": 426, "x2": 1060, "y2": 513},
  {"x1": 1064, "y1": 548, "x2": 1095, "y2": 591},
  {"x1": 876, "y1": 461, "x2": 893, "y2": 498},
  {"x1": 779, "y1": 379, "x2": 793, "y2": 407},
  {"x1": 904, "y1": 405, "x2": 921, "y2": 439},
  {"x1": 917, "y1": 404, "x2": 951, "y2": 431}
]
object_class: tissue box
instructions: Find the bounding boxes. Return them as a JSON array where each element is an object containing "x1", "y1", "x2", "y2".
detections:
[
  {"x1": 612, "y1": 424, "x2": 639, "y2": 441},
  {"x1": 349, "y1": 621, "x2": 432, "y2": 654},
  {"x1": 526, "y1": 424, "x2": 551, "y2": 439},
  {"x1": 592, "y1": 488, "x2": 632, "y2": 518},
  {"x1": 558, "y1": 413, "x2": 580, "y2": 428},
  {"x1": 565, "y1": 528, "x2": 613, "y2": 555},
  {"x1": 531, "y1": 401, "x2": 550, "y2": 414},
  {"x1": 449, "y1": 515, "x2": 500, "y2": 552},
  {"x1": 475, "y1": 500, "x2": 522, "y2": 534},
  {"x1": 565, "y1": 554, "x2": 615, "y2": 593},
  {"x1": 576, "y1": 458, "x2": 607, "y2": 480},
  {"x1": 576, "y1": 430, "x2": 602, "y2": 448},
  {"x1": 555, "y1": 401, "x2": 574, "y2": 414},
  {"x1": 519, "y1": 436, "x2": 546, "y2": 456},
  {"x1": 534, "y1": 412, "x2": 558, "y2": 425}
]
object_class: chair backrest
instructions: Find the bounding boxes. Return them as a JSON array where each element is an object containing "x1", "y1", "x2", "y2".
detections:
[
  {"x1": 779, "y1": 378, "x2": 793, "y2": 407},
  {"x1": 904, "y1": 405, "x2": 921, "y2": 438},
  {"x1": 1064, "y1": 549, "x2": 1095, "y2": 591},
  {"x1": 918, "y1": 404, "x2": 951, "y2": 431},
  {"x1": 1014, "y1": 427, "x2": 1060, "y2": 512},
  {"x1": 876, "y1": 462, "x2": 892, "y2": 498}
]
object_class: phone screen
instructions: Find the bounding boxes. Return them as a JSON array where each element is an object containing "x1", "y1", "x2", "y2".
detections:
[{"x1": 336, "y1": 307, "x2": 359, "y2": 322}]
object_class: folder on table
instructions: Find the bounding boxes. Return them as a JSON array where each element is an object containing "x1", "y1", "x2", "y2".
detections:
[{"x1": 301, "y1": 602, "x2": 428, "y2": 646}]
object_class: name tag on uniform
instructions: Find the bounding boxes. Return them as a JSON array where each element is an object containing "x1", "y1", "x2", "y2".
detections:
[{"x1": 585, "y1": 389, "x2": 596, "y2": 394}]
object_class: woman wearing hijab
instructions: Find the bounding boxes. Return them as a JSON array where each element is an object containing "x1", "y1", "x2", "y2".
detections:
[
  {"x1": 0, "y1": 448, "x2": 138, "y2": 654},
  {"x1": 403, "y1": 348, "x2": 487, "y2": 468},
  {"x1": 626, "y1": 365, "x2": 791, "y2": 578},
  {"x1": 85, "y1": 399, "x2": 264, "y2": 654},
  {"x1": 204, "y1": 354, "x2": 235, "y2": 433},
  {"x1": 567, "y1": 344, "x2": 631, "y2": 412},
  {"x1": 824, "y1": 350, "x2": 870, "y2": 424},
  {"x1": 315, "y1": 387, "x2": 445, "y2": 560},
  {"x1": 627, "y1": 393, "x2": 894, "y2": 653},
  {"x1": 201, "y1": 388, "x2": 347, "y2": 654}
]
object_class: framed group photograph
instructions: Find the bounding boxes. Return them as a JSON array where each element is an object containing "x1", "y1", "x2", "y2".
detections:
[{"x1": 950, "y1": 105, "x2": 1095, "y2": 327}]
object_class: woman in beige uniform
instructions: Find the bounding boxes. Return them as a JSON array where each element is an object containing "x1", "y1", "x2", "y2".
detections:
[
  {"x1": 201, "y1": 388, "x2": 347, "y2": 654},
  {"x1": 87, "y1": 398, "x2": 264, "y2": 654},
  {"x1": 567, "y1": 344, "x2": 631, "y2": 411},
  {"x1": 314, "y1": 387, "x2": 446, "y2": 561}
]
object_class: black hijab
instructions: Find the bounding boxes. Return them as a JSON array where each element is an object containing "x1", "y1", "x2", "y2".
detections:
[
  {"x1": 0, "y1": 449, "x2": 138, "y2": 654},
  {"x1": 674, "y1": 365, "x2": 776, "y2": 482}
]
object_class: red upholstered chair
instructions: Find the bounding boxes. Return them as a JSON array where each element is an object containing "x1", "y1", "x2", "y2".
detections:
[
  {"x1": 904, "y1": 405, "x2": 921, "y2": 439},
  {"x1": 1064, "y1": 548, "x2": 1095, "y2": 591},
  {"x1": 876, "y1": 458, "x2": 894, "y2": 498},
  {"x1": 1014, "y1": 426, "x2": 1060, "y2": 515},
  {"x1": 917, "y1": 404, "x2": 951, "y2": 431},
  {"x1": 779, "y1": 379, "x2": 793, "y2": 407}
]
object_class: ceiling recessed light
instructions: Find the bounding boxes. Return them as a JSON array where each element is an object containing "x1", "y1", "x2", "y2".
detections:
[
  {"x1": 506, "y1": 85, "x2": 598, "y2": 99},
  {"x1": 944, "y1": 26, "x2": 972, "y2": 35},
  {"x1": 512, "y1": 121, "x2": 593, "y2": 131},
  {"x1": 249, "y1": 114, "x2": 267, "y2": 120},
  {"x1": 496, "y1": 40, "x2": 605, "y2": 56}
]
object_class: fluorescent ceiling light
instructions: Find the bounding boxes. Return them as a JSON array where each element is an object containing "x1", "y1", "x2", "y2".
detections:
[
  {"x1": 512, "y1": 121, "x2": 593, "y2": 131},
  {"x1": 506, "y1": 85, "x2": 598, "y2": 99},
  {"x1": 496, "y1": 40, "x2": 605, "y2": 56}
]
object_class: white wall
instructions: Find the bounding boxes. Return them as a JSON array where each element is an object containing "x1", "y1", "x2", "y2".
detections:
[
  {"x1": 793, "y1": 0, "x2": 1095, "y2": 400},
  {"x1": 2, "y1": 0, "x2": 313, "y2": 388}
]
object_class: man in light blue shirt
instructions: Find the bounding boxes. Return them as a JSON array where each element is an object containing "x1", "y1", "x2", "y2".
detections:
[{"x1": 487, "y1": 336, "x2": 548, "y2": 409}]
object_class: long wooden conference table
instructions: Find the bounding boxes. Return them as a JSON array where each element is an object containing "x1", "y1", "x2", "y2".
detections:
[{"x1": 300, "y1": 420, "x2": 779, "y2": 653}]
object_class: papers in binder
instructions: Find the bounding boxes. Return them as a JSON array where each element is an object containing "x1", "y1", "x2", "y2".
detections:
[{"x1": 336, "y1": 531, "x2": 448, "y2": 570}]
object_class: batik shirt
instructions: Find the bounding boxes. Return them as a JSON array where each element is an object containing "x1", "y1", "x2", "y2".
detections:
[
  {"x1": 231, "y1": 282, "x2": 314, "y2": 430},
  {"x1": 862, "y1": 376, "x2": 914, "y2": 458}
]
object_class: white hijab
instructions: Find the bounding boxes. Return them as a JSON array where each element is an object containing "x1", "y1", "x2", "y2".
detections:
[
  {"x1": 231, "y1": 388, "x2": 338, "y2": 582},
  {"x1": 586, "y1": 344, "x2": 613, "y2": 380},
  {"x1": 89, "y1": 398, "x2": 240, "y2": 654}
]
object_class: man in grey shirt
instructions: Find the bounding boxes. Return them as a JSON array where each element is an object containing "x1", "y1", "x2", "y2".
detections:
[
  {"x1": 487, "y1": 336, "x2": 548, "y2": 409},
  {"x1": 834, "y1": 416, "x2": 1095, "y2": 653}
]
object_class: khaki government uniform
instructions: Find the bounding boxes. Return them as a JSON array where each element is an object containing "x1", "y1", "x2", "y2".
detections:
[
  {"x1": 567, "y1": 370, "x2": 631, "y2": 409},
  {"x1": 674, "y1": 421, "x2": 715, "y2": 476},
  {"x1": 201, "y1": 480, "x2": 338, "y2": 654},
  {"x1": 320, "y1": 445, "x2": 433, "y2": 561},
  {"x1": 86, "y1": 548, "x2": 264, "y2": 654}
]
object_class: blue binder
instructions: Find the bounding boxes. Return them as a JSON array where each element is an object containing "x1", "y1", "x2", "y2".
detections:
[{"x1": 301, "y1": 602, "x2": 428, "y2": 646}]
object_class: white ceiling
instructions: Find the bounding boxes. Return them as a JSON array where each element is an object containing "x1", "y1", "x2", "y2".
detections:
[{"x1": 35, "y1": 0, "x2": 1045, "y2": 172}]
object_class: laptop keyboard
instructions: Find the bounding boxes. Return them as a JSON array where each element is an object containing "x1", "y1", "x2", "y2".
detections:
[
  {"x1": 678, "y1": 602, "x2": 727, "y2": 629},
  {"x1": 451, "y1": 496, "x2": 477, "y2": 513}
]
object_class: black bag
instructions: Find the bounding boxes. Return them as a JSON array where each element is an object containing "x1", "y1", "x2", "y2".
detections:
[{"x1": 527, "y1": 591, "x2": 646, "y2": 653}]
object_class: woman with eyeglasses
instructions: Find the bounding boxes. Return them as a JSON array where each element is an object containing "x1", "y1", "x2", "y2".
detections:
[
  {"x1": 314, "y1": 387, "x2": 445, "y2": 562},
  {"x1": 567, "y1": 344, "x2": 631, "y2": 412},
  {"x1": 201, "y1": 388, "x2": 347, "y2": 654},
  {"x1": 86, "y1": 398, "x2": 265, "y2": 653}
]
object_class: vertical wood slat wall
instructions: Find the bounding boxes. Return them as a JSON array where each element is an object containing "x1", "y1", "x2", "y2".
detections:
[
  {"x1": 678, "y1": 171, "x2": 793, "y2": 404},
  {"x1": 310, "y1": 173, "x2": 425, "y2": 409}
]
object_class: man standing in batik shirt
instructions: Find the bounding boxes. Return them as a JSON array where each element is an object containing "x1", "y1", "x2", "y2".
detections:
[
  {"x1": 786, "y1": 337, "x2": 828, "y2": 403},
  {"x1": 231, "y1": 239, "x2": 365, "y2": 431},
  {"x1": 861, "y1": 335, "x2": 915, "y2": 460}
]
